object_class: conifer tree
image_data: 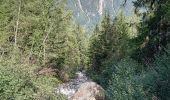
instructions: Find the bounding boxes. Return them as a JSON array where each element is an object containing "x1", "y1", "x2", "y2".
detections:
[
  {"x1": 89, "y1": 13, "x2": 130, "y2": 72},
  {"x1": 74, "y1": 24, "x2": 89, "y2": 69}
]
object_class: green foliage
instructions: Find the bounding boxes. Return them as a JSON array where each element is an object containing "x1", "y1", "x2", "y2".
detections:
[
  {"x1": 87, "y1": 1, "x2": 170, "y2": 100},
  {"x1": 74, "y1": 25, "x2": 89, "y2": 69},
  {"x1": 89, "y1": 14, "x2": 113, "y2": 72},
  {"x1": 106, "y1": 58, "x2": 147, "y2": 100},
  {"x1": 0, "y1": 0, "x2": 88, "y2": 99},
  {"x1": 0, "y1": 0, "x2": 88, "y2": 81},
  {"x1": 88, "y1": 13, "x2": 131, "y2": 88},
  {"x1": 0, "y1": 60, "x2": 66, "y2": 100},
  {"x1": 141, "y1": 44, "x2": 170, "y2": 100},
  {"x1": 89, "y1": 13, "x2": 130, "y2": 73},
  {"x1": 0, "y1": 0, "x2": 169, "y2": 99},
  {"x1": 132, "y1": 0, "x2": 170, "y2": 63},
  {"x1": 106, "y1": 45, "x2": 170, "y2": 100}
]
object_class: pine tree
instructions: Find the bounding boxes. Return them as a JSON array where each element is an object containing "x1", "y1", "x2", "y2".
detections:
[
  {"x1": 89, "y1": 14, "x2": 112, "y2": 72},
  {"x1": 132, "y1": 0, "x2": 170, "y2": 63},
  {"x1": 0, "y1": 0, "x2": 83, "y2": 72},
  {"x1": 74, "y1": 24, "x2": 89, "y2": 69},
  {"x1": 89, "y1": 13, "x2": 130, "y2": 72}
]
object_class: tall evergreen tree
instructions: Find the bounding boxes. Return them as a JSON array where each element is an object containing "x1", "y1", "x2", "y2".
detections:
[
  {"x1": 74, "y1": 24, "x2": 89, "y2": 69},
  {"x1": 132, "y1": 0, "x2": 170, "y2": 63},
  {"x1": 89, "y1": 13, "x2": 130, "y2": 72}
]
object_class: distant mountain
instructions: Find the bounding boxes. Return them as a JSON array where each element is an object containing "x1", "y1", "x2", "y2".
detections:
[{"x1": 67, "y1": 0, "x2": 135, "y2": 30}]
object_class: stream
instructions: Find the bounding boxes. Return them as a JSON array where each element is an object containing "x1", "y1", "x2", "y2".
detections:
[{"x1": 55, "y1": 71, "x2": 91, "y2": 99}]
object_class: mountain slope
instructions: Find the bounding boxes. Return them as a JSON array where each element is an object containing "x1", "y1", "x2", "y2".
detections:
[{"x1": 67, "y1": 0, "x2": 135, "y2": 29}]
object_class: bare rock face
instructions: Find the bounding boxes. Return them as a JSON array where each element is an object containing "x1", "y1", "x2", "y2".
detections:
[{"x1": 71, "y1": 82, "x2": 105, "y2": 100}]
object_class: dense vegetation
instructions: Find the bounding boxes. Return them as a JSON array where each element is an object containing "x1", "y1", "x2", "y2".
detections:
[
  {"x1": 0, "y1": 0, "x2": 86, "y2": 99},
  {"x1": 88, "y1": 0, "x2": 170, "y2": 99},
  {"x1": 0, "y1": 0, "x2": 170, "y2": 100}
]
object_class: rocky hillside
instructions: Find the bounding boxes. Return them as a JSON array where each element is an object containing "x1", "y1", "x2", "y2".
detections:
[{"x1": 67, "y1": 0, "x2": 135, "y2": 29}]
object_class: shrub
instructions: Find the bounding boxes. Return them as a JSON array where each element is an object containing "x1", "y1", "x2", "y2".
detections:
[
  {"x1": 106, "y1": 58, "x2": 147, "y2": 100},
  {"x1": 0, "y1": 60, "x2": 67, "y2": 100},
  {"x1": 142, "y1": 44, "x2": 170, "y2": 100}
]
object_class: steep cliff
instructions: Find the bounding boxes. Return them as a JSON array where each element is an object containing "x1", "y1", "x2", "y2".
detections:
[{"x1": 67, "y1": 0, "x2": 135, "y2": 29}]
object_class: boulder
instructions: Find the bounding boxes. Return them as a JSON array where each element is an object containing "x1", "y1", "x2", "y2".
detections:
[
  {"x1": 71, "y1": 82, "x2": 105, "y2": 100},
  {"x1": 152, "y1": 96, "x2": 160, "y2": 100}
]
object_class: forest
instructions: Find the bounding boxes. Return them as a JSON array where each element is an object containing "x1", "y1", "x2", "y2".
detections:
[{"x1": 0, "y1": 0, "x2": 170, "y2": 100}]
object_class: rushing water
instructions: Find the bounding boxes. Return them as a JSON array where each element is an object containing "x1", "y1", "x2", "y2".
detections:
[{"x1": 55, "y1": 71, "x2": 90, "y2": 99}]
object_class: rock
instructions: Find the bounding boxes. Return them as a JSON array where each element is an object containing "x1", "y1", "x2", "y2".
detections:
[
  {"x1": 152, "y1": 96, "x2": 159, "y2": 100},
  {"x1": 71, "y1": 82, "x2": 105, "y2": 100}
]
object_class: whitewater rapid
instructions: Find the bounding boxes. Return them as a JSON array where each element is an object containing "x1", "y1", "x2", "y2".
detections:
[{"x1": 55, "y1": 71, "x2": 90, "y2": 99}]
